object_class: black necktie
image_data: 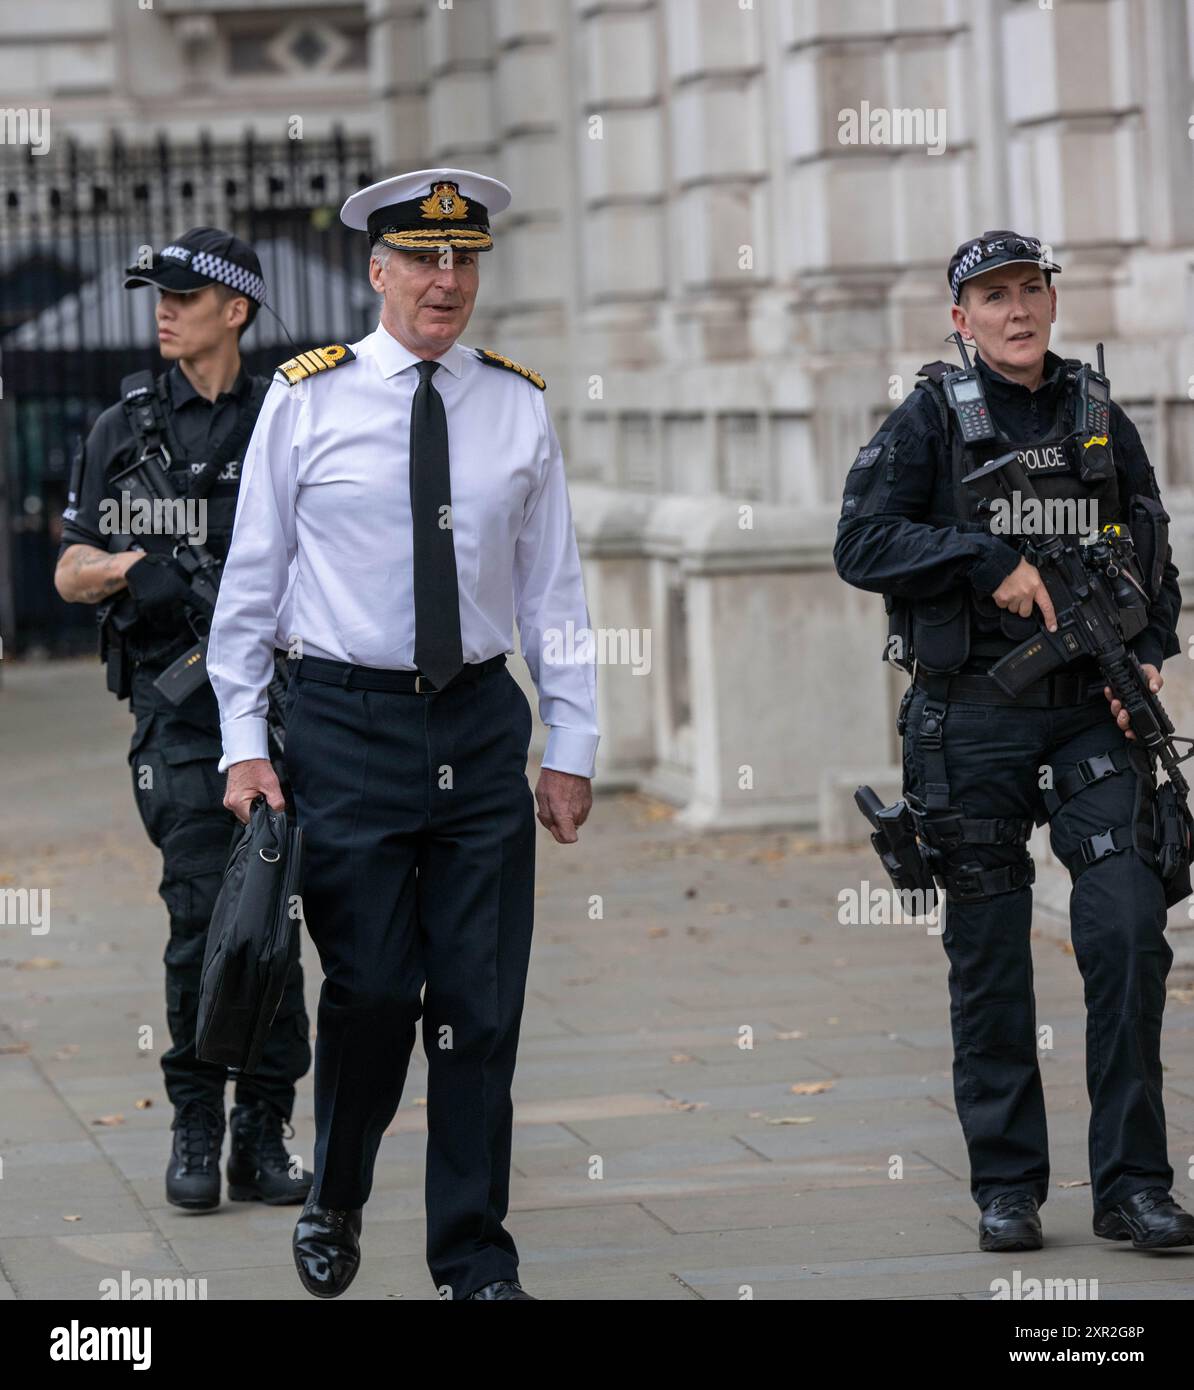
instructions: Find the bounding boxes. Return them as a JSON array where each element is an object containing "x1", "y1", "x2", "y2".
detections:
[{"x1": 410, "y1": 359, "x2": 464, "y2": 688}]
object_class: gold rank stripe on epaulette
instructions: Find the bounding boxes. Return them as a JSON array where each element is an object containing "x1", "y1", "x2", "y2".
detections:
[
  {"x1": 275, "y1": 343, "x2": 357, "y2": 386},
  {"x1": 477, "y1": 349, "x2": 546, "y2": 390}
]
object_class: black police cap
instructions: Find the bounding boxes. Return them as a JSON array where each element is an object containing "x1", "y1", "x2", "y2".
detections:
[
  {"x1": 948, "y1": 230, "x2": 1061, "y2": 304},
  {"x1": 123, "y1": 227, "x2": 266, "y2": 305}
]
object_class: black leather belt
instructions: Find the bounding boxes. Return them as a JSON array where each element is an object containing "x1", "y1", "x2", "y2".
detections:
[
  {"x1": 291, "y1": 652, "x2": 507, "y2": 693},
  {"x1": 914, "y1": 667, "x2": 1107, "y2": 708}
]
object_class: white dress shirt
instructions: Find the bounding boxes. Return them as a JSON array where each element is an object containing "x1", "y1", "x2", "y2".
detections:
[{"x1": 206, "y1": 321, "x2": 599, "y2": 778}]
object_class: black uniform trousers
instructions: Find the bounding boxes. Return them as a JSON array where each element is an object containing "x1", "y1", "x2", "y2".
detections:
[
  {"x1": 283, "y1": 654, "x2": 536, "y2": 1300},
  {"x1": 903, "y1": 684, "x2": 1174, "y2": 1213},
  {"x1": 128, "y1": 660, "x2": 311, "y2": 1116}
]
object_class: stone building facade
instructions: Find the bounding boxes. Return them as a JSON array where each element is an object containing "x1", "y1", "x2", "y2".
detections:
[{"x1": 7, "y1": 0, "x2": 1194, "y2": 833}]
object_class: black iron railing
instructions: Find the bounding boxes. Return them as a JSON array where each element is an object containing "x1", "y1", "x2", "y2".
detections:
[{"x1": 0, "y1": 128, "x2": 375, "y2": 654}]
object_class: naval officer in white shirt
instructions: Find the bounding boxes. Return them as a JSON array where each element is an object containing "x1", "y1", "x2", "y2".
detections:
[{"x1": 206, "y1": 168, "x2": 598, "y2": 1302}]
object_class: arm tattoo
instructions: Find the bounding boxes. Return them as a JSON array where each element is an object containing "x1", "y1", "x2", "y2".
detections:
[{"x1": 66, "y1": 547, "x2": 129, "y2": 604}]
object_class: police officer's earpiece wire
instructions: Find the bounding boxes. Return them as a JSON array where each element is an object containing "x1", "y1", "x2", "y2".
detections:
[{"x1": 259, "y1": 301, "x2": 298, "y2": 351}]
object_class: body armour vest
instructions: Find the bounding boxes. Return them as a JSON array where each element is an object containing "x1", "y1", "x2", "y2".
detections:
[
  {"x1": 904, "y1": 358, "x2": 1121, "y2": 674},
  {"x1": 116, "y1": 372, "x2": 269, "y2": 649}
]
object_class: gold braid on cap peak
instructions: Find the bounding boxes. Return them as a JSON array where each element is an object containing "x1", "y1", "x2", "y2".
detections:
[
  {"x1": 477, "y1": 349, "x2": 546, "y2": 390},
  {"x1": 274, "y1": 343, "x2": 357, "y2": 386}
]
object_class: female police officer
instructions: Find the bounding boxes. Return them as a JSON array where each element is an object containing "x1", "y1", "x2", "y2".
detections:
[
  {"x1": 54, "y1": 228, "x2": 312, "y2": 1213},
  {"x1": 834, "y1": 231, "x2": 1194, "y2": 1253}
]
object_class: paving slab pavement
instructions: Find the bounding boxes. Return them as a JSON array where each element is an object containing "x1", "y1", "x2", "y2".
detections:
[{"x1": 2, "y1": 657, "x2": 1194, "y2": 1301}]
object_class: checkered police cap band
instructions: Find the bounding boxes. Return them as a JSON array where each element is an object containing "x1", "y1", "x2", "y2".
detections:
[
  {"x1": 950, "y1": 242, "x2": 987, "y2": 301},
  {"x1": 161, "y1": 244, "x2": 267, "y2": 305},
  {"x1": 949, "y1": 234, "x2": 1052, "y2": 304}
]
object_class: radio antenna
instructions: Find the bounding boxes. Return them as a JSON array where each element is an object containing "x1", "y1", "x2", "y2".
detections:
[{"x1": 950, "y1": 331, "x2": 972, "y2": 370}]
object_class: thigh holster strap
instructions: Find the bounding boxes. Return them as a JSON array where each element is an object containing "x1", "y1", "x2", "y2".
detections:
[
  {"x1": 942, "y1": 858, "x2": 1035, "y2": 903},
  {"x1": 918, "y1": 811, "x2": 1033, "y2": 853},
  {"x1": 1076, "y1": 823, "x2": 1136, "y2": 869},
  {"x1": 1042, "y1": 747, "x2": 1133, "y2": 818},
  {"x1": 918, "y1": 696, "x2": 952, "y2": 811}
]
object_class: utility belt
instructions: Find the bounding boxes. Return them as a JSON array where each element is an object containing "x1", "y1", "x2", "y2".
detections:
[{"x1": 912, "y1": 665, "x2": 1106, "y2": 709}]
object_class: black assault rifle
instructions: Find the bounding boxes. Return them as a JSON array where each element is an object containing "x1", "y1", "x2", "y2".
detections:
[
  {"x1": 101, "y1": 373, "x2": 289, "y2": 771},
  {"x1": 961, "y1": 449, "x2": 1194, "y2": 893}
]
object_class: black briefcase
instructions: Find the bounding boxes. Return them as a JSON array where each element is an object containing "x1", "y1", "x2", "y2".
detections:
[{"x1": 195, "y1": 796, "x2": 304, "y2": 1074}]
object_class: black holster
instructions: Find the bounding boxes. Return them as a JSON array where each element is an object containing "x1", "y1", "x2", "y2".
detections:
[
  {"x1": 97, "y1": 599, "x2": 136, "y2": 700},
  {"x1": 855, "y1": 785, "x2": 939, "y2": 911},
  {"x1": 1155, "y1": 781, "x2": 1193, "y2": 908}
]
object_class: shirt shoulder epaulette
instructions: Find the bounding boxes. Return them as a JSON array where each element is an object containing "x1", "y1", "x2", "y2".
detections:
[
  {"x1": 274, "y1": 344, "x2": 357, "y2": 387},
  {"x1": 476, "y1": 348, "x2": 546, "y2": 390}
]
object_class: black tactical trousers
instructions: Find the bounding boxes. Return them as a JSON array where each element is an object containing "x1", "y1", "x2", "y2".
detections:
[
  {"x1": 128, "y1": 660, "x2": 310, "y2": 1116},
  {"x1": 903, "y1": 684, "x2": 1174, "y2": 1214}
]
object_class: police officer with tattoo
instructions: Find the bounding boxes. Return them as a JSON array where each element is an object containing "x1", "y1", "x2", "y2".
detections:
[
  {"x1": 53, "y1": 228, "x2": 313, "y2": 1212},
  {"x1": 835, "y1": 231, "x2": 1194, "y2": 1253}
]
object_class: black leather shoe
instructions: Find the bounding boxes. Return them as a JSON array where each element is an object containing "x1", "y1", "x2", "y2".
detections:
[
  {"x1": 166, "y1": 1100, "x2": 225, "y2": 1211},
  {"x1": 227, "y1": 1101, "x2": 313, "y2": 1205},
  {"x1": 292, "y1": 1199, "x2": 363, "y2": 1299},
  {"x1": 464, "y1": 1279, "x2": 536, "y2": 1300},
  {"x1": 1093, "y1": 1188, "x2": 1194, "y2": 1249},
  {"x1": 979, "y1": 1192, "x2": 1043, "y2": 1252}
]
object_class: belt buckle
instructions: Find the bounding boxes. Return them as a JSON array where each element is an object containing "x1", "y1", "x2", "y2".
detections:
[
  {"x1": 950, "y1": 869, "x2": 982, "y2": 898},
  {"x1": 1080, "y1": 751, "x2": 1117, "y2": 784},
  {"x1": 415, "y1": 674, "x2": 432, "y2": 693},
  {"x1": 1081, "y1": 829, "x2": 1117, "y2": 865}
]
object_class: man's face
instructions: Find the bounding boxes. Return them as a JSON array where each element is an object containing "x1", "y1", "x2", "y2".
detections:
[
  {"x1": 154, "y1": 285, "x2": 245, "y2": 360},
  {"x1": 370, "y1": 247, "x2": 479, "y2": 356},
  {"x1": 950, "y1": 265, "x2": 1055, "y2": 376}
]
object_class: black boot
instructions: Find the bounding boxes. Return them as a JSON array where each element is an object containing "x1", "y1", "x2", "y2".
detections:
[
  {"x1": 226, "y1": 1100, "x2": 313, "y2": 1206},
  {"x1": 166, "y1": 1100, "x2": 225, "y2": 1211},
  {"x1": 1094, "y1": 1188, "x2": 1194, "y2": 1249},
  {"x1": 978, "y1": 1192, "x2": 1042, "y2": 1252}
]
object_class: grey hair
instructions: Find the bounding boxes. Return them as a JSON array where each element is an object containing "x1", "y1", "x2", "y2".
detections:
[{"x1": 370, "y1": 239, "x2": 394, "y2": 272}]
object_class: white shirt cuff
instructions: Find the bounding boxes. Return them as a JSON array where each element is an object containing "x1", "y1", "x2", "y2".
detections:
[
  {"x1": 540, "y1": 728, "x2": 599, "y2": 779},
  {"x1": 218, "y1": 716, "x2": 271, "y2": 774}
]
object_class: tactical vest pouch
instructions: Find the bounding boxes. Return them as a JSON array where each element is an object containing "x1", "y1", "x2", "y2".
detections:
[
  {"x1": 1154, "y1": 781, "x2": 1193, "y2": 908},
  {"x1": 910, "y1": 590, "x2": 970, "y2": 673},
  {"x1": 884, "y1": 594, "x2": 914, "y2": 673},
  {"x1": 1128, "y1": 495, "x2": 1170, "y2": 602},
  {"x1": 97, "y1": 595, "x2": 140, "y2": 700},
  {"x1": 101, "y1": 622, "x2": 131, "y2": 700}
]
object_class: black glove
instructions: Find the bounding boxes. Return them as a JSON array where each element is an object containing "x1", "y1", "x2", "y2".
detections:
[{"x1": 124, "y1": 552, "x2": 201, "y2": 621}]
